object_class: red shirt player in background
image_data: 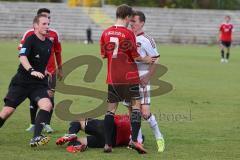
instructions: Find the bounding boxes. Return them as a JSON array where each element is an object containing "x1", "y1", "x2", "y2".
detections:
[
  {"x1": 100, "y1": 4, "x2": 154, "y2": 154},
  {"x1": 18, "y1": 8, "x2": 63, "y2": 133},
  {"x1": 219, "y1": 15, "x2": 233, "y2": 63}
]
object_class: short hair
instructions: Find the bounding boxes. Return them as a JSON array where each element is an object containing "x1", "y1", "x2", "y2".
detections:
[
  {"x1": 37, "y1": 8, "x2": 50, "y2": 15},
  {"x1": 116, "y1": 4, "x2": 133, "y2": 19},
  {"x1": 133, "y1": 10, "x2": 146, "y2": 22},
  {"x1": 33, "y1": 14, "x2": 48, "y2": 24},
  {"x1": 225, "y1": 15, "x2": 231, "y2": 19}
]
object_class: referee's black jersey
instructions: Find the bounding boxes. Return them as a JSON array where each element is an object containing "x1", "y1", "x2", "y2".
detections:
[{"x1": 15, "y1": 34, "x2": 52, "y2": 85}]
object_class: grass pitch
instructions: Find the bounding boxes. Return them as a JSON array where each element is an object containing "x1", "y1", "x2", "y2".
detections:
[{"x1": 0, "y1": 41, "x2": 239, "y2": 160}]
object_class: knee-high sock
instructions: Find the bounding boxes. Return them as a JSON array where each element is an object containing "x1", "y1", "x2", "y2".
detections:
[
  {"x1": 46, "y1": 97, "x2": 54, "y2": 125},
  {"x1": 104, "y1": 111, "x2": 115, "y2": 146},
  {"x1": 137, "y1": 128, "x2": 143, "y2": 144},
  {"x1": 226, "y1": 52, "x2": 230, "y2": 59},
  {"x1": 221, "y1": 49, "x2": 224, "y2": 58},
  {"x1": 147, "y1": 114, "x2": 163, "y2": 139},
  {"x1": 34, "y1": 109, "x2": 50, "y2": 137},
  {"x1": 29, "y1": 102, "x2": 38, "y2": 125},
  {"x1": 131, "y1": 109, "x2": 141, "y2": 142},
  {"x1": 69, "y1": 121, "x2": 81, "y2": 134}
]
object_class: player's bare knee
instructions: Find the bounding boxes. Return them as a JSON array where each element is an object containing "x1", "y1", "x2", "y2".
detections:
[
  {"x1": 0, "y1": 107, "x2": 15, "y2": 119},
  {"x1": 38, "y1": 98, "x2": 52, "y2": 111}
]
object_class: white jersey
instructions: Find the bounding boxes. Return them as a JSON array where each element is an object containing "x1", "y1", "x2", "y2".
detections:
[
  {"x1": 136, "y1": 32, "x2": 159, "y2": 77},
  {"x1": 136, "y1": 32, "x2": 159, "y2": 105}
]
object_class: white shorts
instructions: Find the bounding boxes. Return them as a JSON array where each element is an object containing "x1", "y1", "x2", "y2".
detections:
[{"x1": 122, "y1": 84, "x2": 151, "y2": 107}]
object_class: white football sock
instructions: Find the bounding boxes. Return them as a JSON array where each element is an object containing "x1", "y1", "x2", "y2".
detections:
[
  {"x1": 137, "y1": 128, "x2": 143, "y2": 144},
  {"x1": 148, "y1": 114, "x2": 163, "y2": 139}
]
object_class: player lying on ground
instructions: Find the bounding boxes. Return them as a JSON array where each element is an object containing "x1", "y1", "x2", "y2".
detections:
[{"x1": 56, "y1": 114, "x2": 145, "y2": 153}]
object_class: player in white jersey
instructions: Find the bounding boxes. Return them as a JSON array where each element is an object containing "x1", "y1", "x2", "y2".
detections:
[{"x1": 130, "y1": 10, "x2": 165, "y2": 152}]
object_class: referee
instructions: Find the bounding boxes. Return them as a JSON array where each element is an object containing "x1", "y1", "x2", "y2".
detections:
[{"x1": 0, "y1": 14, "x2": 53, "y2": 147}]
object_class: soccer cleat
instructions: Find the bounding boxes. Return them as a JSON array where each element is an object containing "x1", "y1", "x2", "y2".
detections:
[
  {"x1": 221, "y1": 58, "x2": 225, "y2": 63},
  {"x1": 26, "y1": 124, "x2": 35, "y2": 132},
  {"x1": 56, "y1": 134, "x2": 77, "y2": 145},
  {"x1": 129, "y1": 141, "x2": 147, "y2": 154},
  {"x1": 156, "y1": 138, "x2": 165, "y2": 152},
  {"x1": 224, "y1": 59, "x2": 228, "y2": 63},
  {"x1": 66, "y1": 144, "x2": 87, "y2": 153},
  {"x1": 103, "y1": 144, "x2": 112, "y2": 153},
  {"x1": 30, "y1": 135, "x2": 50, "y2": 147},
  {"x1": 44, "y1": 124, "x2": 54, "y2": 133}
]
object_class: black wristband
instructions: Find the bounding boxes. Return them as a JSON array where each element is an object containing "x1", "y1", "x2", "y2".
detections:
[{"x1": 28, "y1": 68, "x2": 35, "y2": 74}]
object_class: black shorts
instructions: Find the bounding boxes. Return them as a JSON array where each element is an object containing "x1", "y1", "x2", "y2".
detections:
[
  {"x1": 4, "y1": 83, "x2": 49, "y2": 108},
  {"x1": 85, "y1": 119, "x2": 116, "y2": 148},
  {"x1": 221, "y1": 41, "x2": 231, "y2": 48},
  {"x1": 108, "y1": 84, "x2": 141, "y2": 103},
  {"x1": 48, "y1": 73, "x2": 56, "y2": 90}
]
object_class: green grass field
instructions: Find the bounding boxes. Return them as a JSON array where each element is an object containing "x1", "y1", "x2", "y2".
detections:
[{"x1": 0, "y1": 41, "x2": 239, "y2": 160}]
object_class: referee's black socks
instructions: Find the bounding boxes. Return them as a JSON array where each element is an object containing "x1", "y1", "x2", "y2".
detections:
[
  {"x1": 0, "y1": 117, "x2": 6, "y2": 128},
  {"x1": 131, "y1": 109, "x2": 142, "y2": 142},
  {"x1": 46, "y1": 97, "x2": 54, "y2": 125},
  {"x1": 104, "y1": 111, "x2": 115, "y2": 146},
  {"x1": 34, "y1": 109, "x2": 50, "y2": 137}
]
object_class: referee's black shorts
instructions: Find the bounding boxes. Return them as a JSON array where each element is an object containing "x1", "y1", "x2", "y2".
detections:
[
  {"x1": 107, "y1": 84, "x2": 141, "y2": 103},
  {"x1": 4, "y1": 80, "x2": 49, "y2": 109}
]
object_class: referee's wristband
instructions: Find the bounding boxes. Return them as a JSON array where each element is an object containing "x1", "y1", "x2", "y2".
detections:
[{"x1": 28, "y1": 68, "x2": 35, "y2": 74}]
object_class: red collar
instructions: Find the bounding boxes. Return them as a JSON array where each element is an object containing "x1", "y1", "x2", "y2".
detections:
[{"x1": 137, "y1": 32, "x2": 144, "y2": 36}]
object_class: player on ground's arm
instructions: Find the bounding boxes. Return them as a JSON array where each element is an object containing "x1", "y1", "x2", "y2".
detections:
[
  {"x1": 18, "y1": 8, "x2": 63, "y2": 133},
  {"x1": 129, "y1": 10, "x2": 165, "y2": 152},
  {"x1": 56, "y1": 115, "x2": 144, "y2": 153},
  {"x1": 219, "y1": 15, "x2": 233, "y2": 63},
  {"x1": 0, "y1": 14, "x2": 53, "y2": 147},
  {"x1": 100, "y1": 4, "x2": 155, "y2": 154}
]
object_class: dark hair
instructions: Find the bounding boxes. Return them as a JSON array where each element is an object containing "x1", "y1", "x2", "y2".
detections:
[
  {"x1": 33, "y1": 14, "x2": 48, "y2": 24},
  {"x1": 133, "y1": 10, "x2": 146, "y2": 22},
  {"x1": 225, "y1": 15, "x2": 231, "y2": 19},
  {"x1": 116, "y1": 4, "x2": 133, "y2": 19},
  {"x1": 37, "y1": 8, "x2": 50, "y2": 15}
]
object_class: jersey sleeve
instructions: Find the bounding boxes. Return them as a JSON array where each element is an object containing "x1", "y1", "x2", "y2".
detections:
[
  {"x1": 19, "y1": 36, "x2": 33, "y2": 57},
  {"x1": 142, "y1": 38, "x2": 159, "y2": 57},
  {"x1": 100, "y1": 32, "x2": 106, "y2": 58},
  {"x1": 129, "y1": 32, "x2": 139, "y2": 58},
  {"x1": 53, "y1": 32, "x2": 62, "y2": 68},
  {"x1": 18, "y1": 30, "x2": 34, "y2": 50},
  {"x1": 219, "y1": 24, "x2": 223, "y2": 31}
]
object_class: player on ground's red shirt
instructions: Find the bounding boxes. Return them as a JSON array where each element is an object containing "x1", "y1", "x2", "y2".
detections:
[
  {"x1": 219, "y1": 15, "x2": 233, "y2": 63},
  {"x1": 55, "y1": 114, "x2": 145, "y2": 153},
  {"x1": 18, "y1": 8, "x2": 63, "y2": 133}
]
